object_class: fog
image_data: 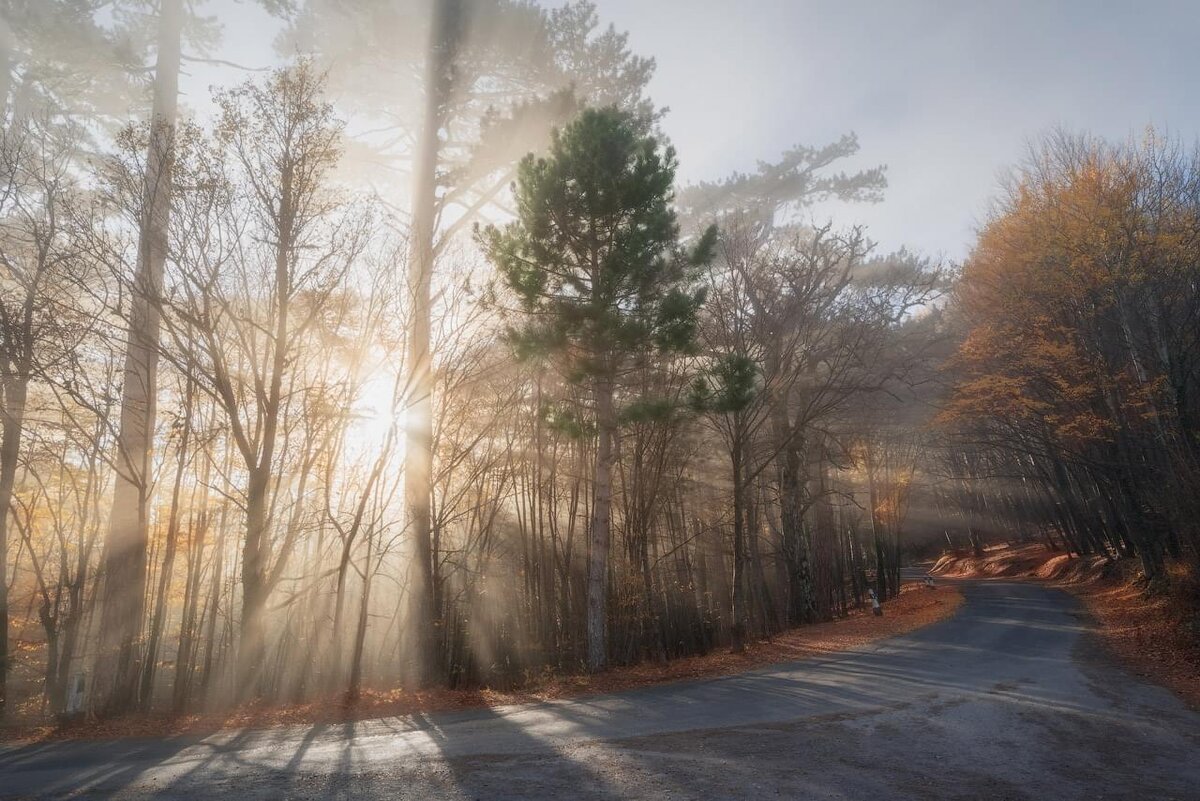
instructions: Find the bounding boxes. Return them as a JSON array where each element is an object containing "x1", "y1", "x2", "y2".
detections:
[
  {"x1": 1, "y1": 0, "x2": 1197, "y2": 729},
  {"x1": 91, "y1": 0, "x2": 1200, "y2": 259}
]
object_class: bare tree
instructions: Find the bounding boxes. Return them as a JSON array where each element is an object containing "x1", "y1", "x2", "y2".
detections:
[
  {"x1": 93, "y1": 0, "x2": 184, "y2": 715},
  {"x1": 0, "y1": 114, "x2": 93, "y2": 717}
]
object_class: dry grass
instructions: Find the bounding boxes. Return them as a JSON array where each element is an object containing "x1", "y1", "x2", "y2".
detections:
[
  {"x1": 2, "y1": 581, "x2": 962, "y2": 744},
  {"x1": 933, "y1": 543, "x2": 1200, "y2": 709}
]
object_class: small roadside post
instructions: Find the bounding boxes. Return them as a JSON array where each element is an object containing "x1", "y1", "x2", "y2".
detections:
[
  {"x1": 65, "y1": 672, "x2": 86, "y2": 718},
  {"x1": 868, "y1": 588, "x2": 883, "y2": 616}
]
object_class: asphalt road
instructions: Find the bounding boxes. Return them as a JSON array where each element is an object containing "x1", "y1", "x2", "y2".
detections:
[{"x1": 3, "y1": 579, "x2": 1198, "y2": 800}]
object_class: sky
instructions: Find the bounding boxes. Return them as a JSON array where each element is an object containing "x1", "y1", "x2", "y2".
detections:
[{"x1": 194, "y1": 0, "x2": 1200, "y2": 261}]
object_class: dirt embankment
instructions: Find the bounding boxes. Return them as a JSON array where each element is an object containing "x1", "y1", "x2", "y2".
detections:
[
  {"x1": 932, "y1": 543, "x2": 1200, "y2": 708},
  {"x1": 3, "y1": 581, "x2": 961, "y2": 744}
]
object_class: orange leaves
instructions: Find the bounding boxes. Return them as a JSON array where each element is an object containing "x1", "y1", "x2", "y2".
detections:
[{"x1": 942, "y1": 130, "x2": 1200, "y2": 448}]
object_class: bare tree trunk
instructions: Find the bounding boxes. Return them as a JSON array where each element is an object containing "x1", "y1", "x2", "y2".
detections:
[
  {"x1": 587, "y1": 382, "x2": 615, "y2": 672},
  {"x1": 199, "y1": 516, "x2": 226, "y2": 704},
  {"x1": 403, "y1": 0, "x2": 459, "y2": 686},
  {"x1": 777, "y1": 433, "x2": 816, "y2": 626},
  {"x1": 53, "y1": 556, "x2": 90, "y2": 715},
  {"x1": 347, "y1": 531, "x2": 376, "y2": 699},
  {"x1": 139, "y1": 379, "x2": 193, "y2": 708},
  {"x1": 0, "y1": 377, "x2": 27, "y2": 718},
  {"x1": 329, "y1": 543, "x2": 353, "y2": 686},
  {"x1": 865, "y1": 442, "x2": 890, "y2": 600},
  {"x1": 94, "y1": 0, "x2": 183, "y2": 715},
  {"x1": 730, "y1": 422, "x2": 749, "y2": 654},
  {"x1": 238, "y1": 467, "x2": 270, "y2": 695},
  {"x1": 809, "y1": 446, "x2": 838, "y2": 621},
  {"x1": 173, "y1": 502, "x2": 207, "y2": 713}
]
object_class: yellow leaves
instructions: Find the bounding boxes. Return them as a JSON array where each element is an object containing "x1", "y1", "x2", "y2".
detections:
[
  {"x1": 937, "y1": 375, "x2": 1046, "y2": 426},
  {"x1": 945, "y1": 128, "x2": 1200, "y2": 452},
  {"x1": 964, "y1": 143, "x2": 1169, "y2": 318},
  {"x1": 1050, "y1": 410, "x2": 1114, "y2": 446}
]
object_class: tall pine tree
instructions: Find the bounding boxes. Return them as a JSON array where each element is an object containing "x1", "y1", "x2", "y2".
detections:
[{"x1": 483, "y1": 106, "x2": 714, "y2": 671}]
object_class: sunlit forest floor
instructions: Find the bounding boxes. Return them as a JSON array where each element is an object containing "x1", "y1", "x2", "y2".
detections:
[
  {"x1": 933, "y1": 544, "x2": 1200, "y2": 708},
  {"x1": 2, "y1": 582, "x2": 961, "y2": 744}
]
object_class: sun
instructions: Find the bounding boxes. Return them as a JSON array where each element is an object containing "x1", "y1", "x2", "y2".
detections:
[{"x1": 345, "y1": 367, "x2": 407, "y2": 458}]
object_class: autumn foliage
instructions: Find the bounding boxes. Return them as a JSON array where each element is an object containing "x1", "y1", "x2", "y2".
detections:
[{"x1": 943, "y1": 130, "x2": 1200, "y2": 578}]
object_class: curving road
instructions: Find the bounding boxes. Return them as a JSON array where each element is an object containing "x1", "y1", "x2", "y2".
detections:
[{"x1": 2, "y1": 579, "x2": 1198, "y2": 800}]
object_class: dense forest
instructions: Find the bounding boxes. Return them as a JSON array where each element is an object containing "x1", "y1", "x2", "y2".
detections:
[{"x1": 0, "y1": 0, "x2": 1196, "y2": 728}]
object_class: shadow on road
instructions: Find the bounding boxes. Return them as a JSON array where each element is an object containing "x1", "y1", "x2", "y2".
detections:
[{"x1": 3, "y1": 581, "x2": 1198, "y2": 799}]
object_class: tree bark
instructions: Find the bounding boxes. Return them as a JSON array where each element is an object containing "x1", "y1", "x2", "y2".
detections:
[
  {"x1": 730, "y1": 421, "x2": 749, "y2": 654},
  {"x1": 139, "y1": 379, "x2": 192, "y2": 709},
  {"x1": 347, "y1": 532, "x2": 376, "y2": 699},
  {"x1": 403, "y1": 0, "x2": 459, "y2": 686},
  {"x1": 238, "y1": 466, "x2": 270, "y2": 695},
  {"x1": 0, "y1": 378, "x2": 28, "y2": 718},
  {"x1": 777, "y1": 433, "x2": 816, "y2": 626},
  {"x1": 587, "y1": 381, "x2": 615, "y2": 672},
  {"x1": 94, "y1": 0, "x2": 183, "y2": 715}
]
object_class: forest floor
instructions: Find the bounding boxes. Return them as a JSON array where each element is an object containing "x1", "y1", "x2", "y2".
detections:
[
  {"x1": 1, "y1": 581, "x2": 960, "y2": 744},
  {"x1": 931, "y1": 542, "x2": 1200, "y2": 708}
]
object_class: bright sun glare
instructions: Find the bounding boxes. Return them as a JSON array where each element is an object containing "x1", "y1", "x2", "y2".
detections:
[{"x1": 346, "y1": 368, "x2": 406, "y2": 458}]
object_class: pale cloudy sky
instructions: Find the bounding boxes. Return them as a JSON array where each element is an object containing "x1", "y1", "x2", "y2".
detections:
[{"x1": 193, "y1": 0, "x2": 1200, "y2": 260}]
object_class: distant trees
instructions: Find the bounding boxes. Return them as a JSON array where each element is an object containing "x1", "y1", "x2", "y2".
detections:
[
  {"x1": 0, "y1": 115, "x2": 95, "y2": 717},
  {"x1": 90, "y1": 0, "x2": 294, "y2": 717},
  {"x1": 695, "y1": 220, "x2": 940, "y2": 649},
  {"x1": 287, "y1": 0, "x2": 659, "y2": 685},
  {"x1": 93, "y1": 0, "x2": 184, "y2": 718},
  {"x1": 0, "y1": 0, "x2": 135, "y2": 120},
  {"x1": 483, "y1": 106, "x2": 714, "y2": 671},
  {"x1": 162, "y1": 64, "x2": 369, "y2": 697},
  {"x1": 942, "y1": 129, "x2": 1200, "y2": 581},
  {"x1": 0, "y1": 5, "x2": 958, "y2": 728}
]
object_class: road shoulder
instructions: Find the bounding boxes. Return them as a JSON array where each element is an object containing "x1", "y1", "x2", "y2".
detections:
[{"x1": 2, "y1": 582, "x2": 962, "y2": 745}]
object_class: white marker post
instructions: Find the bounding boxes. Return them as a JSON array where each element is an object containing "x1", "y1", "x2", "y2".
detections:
[
  {"x1": 66, "y1": 672, "x2": 86, "y2": 717},
  {"x1": 868, "y1": 588, "x2": 883, "y2": 616}
]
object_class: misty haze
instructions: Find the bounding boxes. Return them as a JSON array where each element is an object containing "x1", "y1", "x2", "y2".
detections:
[{"x1": 0, "y1": 1, "x2": 1197, "y2": 799}]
